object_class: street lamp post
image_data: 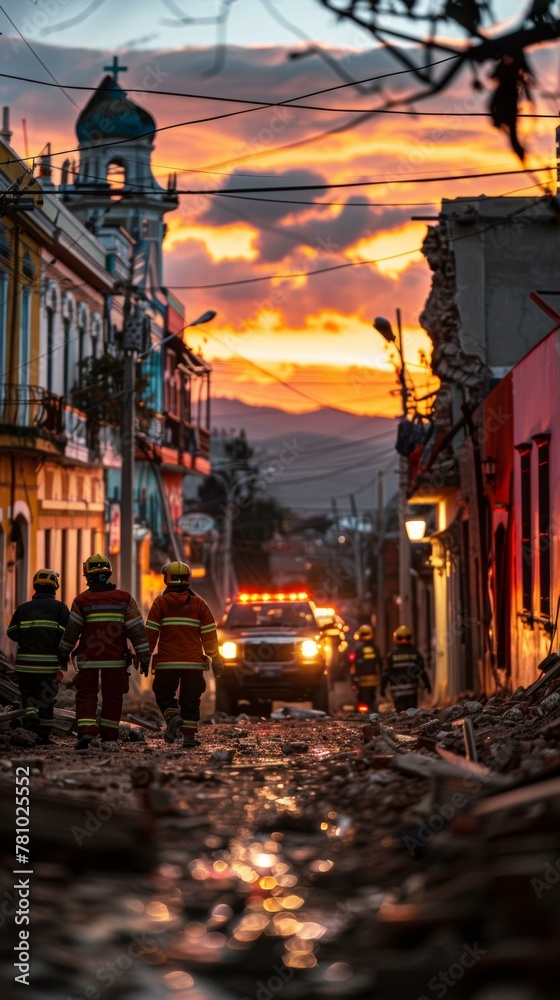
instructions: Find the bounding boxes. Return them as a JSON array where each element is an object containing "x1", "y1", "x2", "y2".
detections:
[
  {"x1": 373, "y1": 309, "x2": 412, "y2": 629},
  {"x1": 120, "y1": 308, "x2": 217, "y2": 598},
  {"x1": 208, "y1": 468, "x2": 236, "y2": 607}
]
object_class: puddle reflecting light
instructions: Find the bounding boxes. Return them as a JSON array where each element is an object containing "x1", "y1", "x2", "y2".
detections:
[
  {"x1": 282, "y1": 894, "x2": 305, "y2": 909},
  {"x1": 284, "y1": 952, "x2": 317, "y2": 969},
  {"x1": 185, "y1": 922, "x2": 206, "y2": 938},
  {"x1": 324, "y1": 962, "x2": 354, "y2": 982},
  {"x1": 163, "y1": 971, "x2": 195, "y2": 990},
  {"x1": 260, "y1": 876, "x2": 278, "y2": 889},
  {"x1": 298, "y1": 921, "x2": 327, "y2": 940},
  {"x1": 276, "y1": 874, "x2": 298, "y2": 888},
  {"x1": 254, "y1": 852, "x2": 276, "y2": 868},
  {"x1": 146, "y1": 901, "x2": 170, "y2": 921},
  {"x1": 310, "y1": 859, "x2": 334, "y2": 873},
  {"x1": 263, "y1": 898, "x2": 284, "y2": 912}
]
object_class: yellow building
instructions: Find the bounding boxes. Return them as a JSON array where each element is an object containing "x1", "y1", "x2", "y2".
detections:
[{"x1": 0, "y1": 125, "x2": 115, "y2": 651}]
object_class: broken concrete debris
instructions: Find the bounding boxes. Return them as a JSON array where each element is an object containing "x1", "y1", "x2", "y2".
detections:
[{"x1": 1, "y1": 670, "x2": 560, "y2": 998}]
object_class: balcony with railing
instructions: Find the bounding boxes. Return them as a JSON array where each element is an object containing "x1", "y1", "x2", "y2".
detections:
[{"x1": 0, "y1": 384, "x2": 65, "y2": 446}]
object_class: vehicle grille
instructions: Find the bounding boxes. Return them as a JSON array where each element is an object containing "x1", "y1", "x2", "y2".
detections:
[{"x1": 243, "y1": 641, "x2": 295, "y2": 664}]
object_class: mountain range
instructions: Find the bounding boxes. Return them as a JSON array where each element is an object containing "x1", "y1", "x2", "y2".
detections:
[{"x1": 209, "y1": 397, "x2": 398, "y2": 516}]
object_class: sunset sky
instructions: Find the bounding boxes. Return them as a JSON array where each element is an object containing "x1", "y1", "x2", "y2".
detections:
[{"x1": 1, "y1": 0, "x2": 558, "y2": 417}]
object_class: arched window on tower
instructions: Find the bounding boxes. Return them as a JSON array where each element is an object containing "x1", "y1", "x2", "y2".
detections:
[{"x1": 107, "y1": 158, "x2": 126, "y2": 199}]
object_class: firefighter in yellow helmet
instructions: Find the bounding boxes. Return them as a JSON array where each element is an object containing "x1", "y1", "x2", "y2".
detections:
[
  {"x1": 352, "y1": 624, "x2": 383, "y2": 711},
  {"x1": 380, "y1": 625, "x2": 432, "y2": 712},
  {"x1": 145, "y1": 561, "x2": 224, "y2": 749},
  {"x1": 7, "y1": 569, "x2": 69, "y2": 744},
  {"x1": 57, "y1": 554, "x2": 151, "y2": 751}
]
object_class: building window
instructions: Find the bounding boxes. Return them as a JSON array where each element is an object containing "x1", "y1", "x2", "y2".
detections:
[
  {"x1": 63, "y1": 316, "x2": 71, "y2": 395},
  {"x1": 44, "y1": 528, "x2": 52, "y2": 567},
  {"x1": 46, "y1": 306, "x2": 55, "y2": 392},
  {"x1": 0, "y1": 268, "x2": 7, "y2": 383},
  {"x1": 535, "y1": 435, "x2": 551, "y2": 619},
  {"x1": 78, "y1": 323, "x2": 86, "y2": 387},
  {"x1": 0, "y1": 222, "x2": 10, "y2": 260},
  {"x1": 517, "y1": 443, "x2": 533, "y2": 614},
  {"x1": 22, "y1": 251, "x2": 34, "y2": 280},
  {"x1": 20, "y1": 287, "x2": 31, "y2": 425}
]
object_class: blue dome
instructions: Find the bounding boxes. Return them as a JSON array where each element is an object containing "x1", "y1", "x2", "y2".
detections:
[{"x1": 76, "y1": 75, "x2": 156, "y2": 144}]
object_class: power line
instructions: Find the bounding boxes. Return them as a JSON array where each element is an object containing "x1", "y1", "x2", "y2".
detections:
[
  {"x1": 16, "y1": 162, "x2": 553, "y2": 198},
  {"x1": 0, "y1": 54, "x2": 460, "y2": 107},
  {"x1": 0, "y1": 5, "x2": 80, "y2": 111},
  {"x1": 0, "y1": 54, "x2": 461, "y2": 171}
]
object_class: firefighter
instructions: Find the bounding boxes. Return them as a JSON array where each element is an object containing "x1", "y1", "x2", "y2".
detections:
[
  {"x1": 381, "y1": 625, "x2": 432, "y2": 712},
  {"x1": 146, "y1": 561, "x2": 224, "y2": 749},
  {"x1": 352, "y1": 624, "x2": 383, "y2": 711},
  {"x1": 7, "y1": 569, "x2": 69, "y2": 744},
  {"x1": 57, "y1": 554, "x2": 151, "y2": 751}
]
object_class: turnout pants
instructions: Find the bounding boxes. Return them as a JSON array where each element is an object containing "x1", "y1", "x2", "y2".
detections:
[
  {"x1": 357, "y1": 684, "x2": 377, "y2": 711},
  {"x1": 17, "y1": 672, "x2": 58, "y2": 739},
  {"x1": 393, "y1": 692, "x2": 418, "y2": 713},
  {"x1": 153, "y1": 669, "x2": 206, "y2": 736},
  {"x1": 75, "y1": 667, "x2": 129, "y2": 742}
]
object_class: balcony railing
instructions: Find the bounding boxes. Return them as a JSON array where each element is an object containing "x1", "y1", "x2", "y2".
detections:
[
  {"x1": 0, "y1": 384, "x2": 64, "y2": 437},
  {"x1": 161, "y1": 415, "x2": 210, "y2": 459}
]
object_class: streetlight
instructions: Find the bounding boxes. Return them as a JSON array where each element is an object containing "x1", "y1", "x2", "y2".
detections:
[
  {"x1": 120, "y1": 309, "x2": 217, "y2": 598},
  {"x1": 373, "y1": 308, "x2": 412, "y2": 628},
  {"x1": 137, "y1": 310, "x2": 217, "y2": 361},
  {"x1": 405, "y1": 517, "x2": 427, "y2": 542}
]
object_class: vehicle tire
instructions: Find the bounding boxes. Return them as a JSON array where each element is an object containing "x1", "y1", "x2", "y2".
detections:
[
  {"x1": 256, "y1": 698, "x2": 273, "y2": 719},
  {"x1": 215, "y1": 685, "x2": 237, "y2": 717},
  {"x1": 311, "y1": 682, "x2": 329, "y2": 713}
]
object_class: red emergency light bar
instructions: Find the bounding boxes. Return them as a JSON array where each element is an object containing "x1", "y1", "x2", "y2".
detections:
[{"x1": 237, "y1": 591, "x2": 309, "y2": 603}]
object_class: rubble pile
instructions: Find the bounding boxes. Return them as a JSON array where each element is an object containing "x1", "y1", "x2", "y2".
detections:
[{"x1": 1, "y1": 674, "x2": 560, "y2": 999}]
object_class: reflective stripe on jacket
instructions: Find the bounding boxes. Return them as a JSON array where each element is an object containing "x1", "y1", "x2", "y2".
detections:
[
  {"x1": 58, "y1": 585, "x2": 150, "y2": 669},
  {"x1": 146, "y1": 587, "x2": 219, "y2": 669},
  {"x1": 7, "y1": 593, "x2": 69, "y2": 672}
]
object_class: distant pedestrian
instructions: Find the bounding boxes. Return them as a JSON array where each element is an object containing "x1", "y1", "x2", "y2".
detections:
[
  {"x1": 7, "y1": 569, "x2": 69, "y2": 744},
  {"x1": 352, "y1": 624, "x2": 383, "y2": 711},
  {"x1": 146, "y1": 561, "x2": 224, "y2": 749},
  {"x1": 381, "y1": 625, "x2": 431, "y2": 712},
  {"x1": 57, "y1": 554, "x2": 151, "y2": 751}
]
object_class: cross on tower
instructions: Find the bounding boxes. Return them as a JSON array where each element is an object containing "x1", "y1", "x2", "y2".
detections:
[{"x1": 104, "y1": 56, "x2": 128, "y2": 83}]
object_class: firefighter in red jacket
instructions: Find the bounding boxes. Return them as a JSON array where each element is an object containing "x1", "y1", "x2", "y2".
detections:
[
  {"x1": 146, "y1": 561, "x2": 224, "y2": 748},
  {"x1": 7, "y1": 569, "x2": 69, "y2": 744},
  {"x1": 352, "y1": 624, "x2": 383, "y2": 711},
  {"x1": 381, "y1": 625, "x2": 432, "y2": 712},
  {"x1": 57, "y1": 554, "x2": 151, "y2": 751}
]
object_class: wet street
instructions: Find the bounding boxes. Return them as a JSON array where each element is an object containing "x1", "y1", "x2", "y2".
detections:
[
  {"x1": 0, "y1": 715, "x2": 428, "y2": 1000},
  {"x1": 2, "y1": 698, "x2": 560, "y2": 1000}
]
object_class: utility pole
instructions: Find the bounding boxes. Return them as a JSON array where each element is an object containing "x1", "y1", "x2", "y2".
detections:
[
  {"x1": 373, "y1": 308, "x2": 411, "y2": 628},
  {"x1": 376, "y1": 469, "x2": 385, "y2": 655},
  {"x1": 395, "y1": 308, "x2": 412, "y2": 629},
  {"x1": 349, "y1": 493, "x2": 364, "y2": 607},
  {"x1": 120, "y1": 346, "x2": 136, "y2": 596}
]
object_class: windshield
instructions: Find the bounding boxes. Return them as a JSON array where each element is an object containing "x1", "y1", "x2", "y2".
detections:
[{"x1": 224, "y1": 602, "x2": 316, "y2": 629}]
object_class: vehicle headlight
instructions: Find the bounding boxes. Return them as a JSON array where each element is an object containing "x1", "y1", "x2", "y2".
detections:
[
  {"x1": 220, "y1": 641, "x2": 238, "y2": 660},
  {"x1": 301, "y1": 639, "x2": 320, "y2": 658}
]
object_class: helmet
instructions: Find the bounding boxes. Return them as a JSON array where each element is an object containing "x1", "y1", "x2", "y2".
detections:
[
  {"x1": 33, "y1": 568, "x2": 60, "y2": 591},
  {"x1": 83, "y1": 553, "x2": 112, "y2": 579},
  {"x1": 393, "y1": 625, "x2": 413, "y2": 643},
  {"x1": 357, "y1": 624, "x2": 374, "y2": 641},
  {"x1": 163, "y1": 560, "x2": 191, "y2": 586}
]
